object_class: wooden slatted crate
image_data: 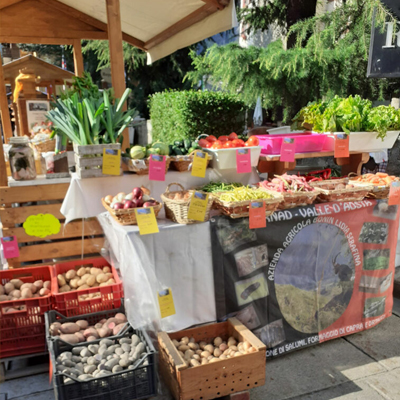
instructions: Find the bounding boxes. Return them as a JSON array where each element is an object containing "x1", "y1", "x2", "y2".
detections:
[
  {"x1": 0, "y1": 183, "x2": 104, "y2": 268},
  {"x1": 158, "y1": 318, "x2": 266, "y2": 400}
]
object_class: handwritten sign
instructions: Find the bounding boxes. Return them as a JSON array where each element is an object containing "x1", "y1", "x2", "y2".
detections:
[
  {"x1": 236, "y1": 148, "x2": 252, "y2": 173},
  {"x1": 1, "y1": 236, "x2": 20, "y2": 259},
  {"x1": 134, "y1": 207, "x2": 159, "y2": 235},
  {"x1": 187, "y1": 192, "x2": 209, "y2": 221},
  {"x1": 102, "y1": 148, "x2": 121, "y2": 175},
  {"x1": 191, "y1": 151, "x2": 207, "y2": 178},
  {"x1": 280, "y1": 138, "x2": 296, "y2": 162},
  {"x1": 157, "y1": 288, "x2": 176, "y2": 319},
  {"x1": 249, "y1": 201, "x2": 266, "y2": 229},
  {"x1": 334, "y1": 134, "x2": 349, "y2": 158},
  {"x1": 23, "y1": 214, "x2": 61, "y2": 238},
  {"x1": 389, "y1": 181, "x2": 400, "y2": 205},
  {"x1": 149, "y1": 155, "x2": 166, "y2": 181}
]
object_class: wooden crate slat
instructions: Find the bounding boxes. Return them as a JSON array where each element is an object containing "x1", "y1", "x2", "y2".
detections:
[
  {"x1": 2, "y1": 219, "x2": 103, "y2": 243},
  {"x1": 0, "y1": 184, "x2": 69, "y2": 204},
  {"x1": 0, "y1": 203, "x2": 64, "y2": 225},
  {"x1": 7, "y1": 237, "x2": 104, "y2": 263},
  {"x1": 74, "y1": 154, "x2": 103, "y2": 167}
]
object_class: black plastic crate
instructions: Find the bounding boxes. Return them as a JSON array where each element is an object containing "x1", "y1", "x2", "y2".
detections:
[
  {"x1": 45, "y1": 303, "x2": 129, "y2": 351},
  {"x1": 50, "y1": 328, "x2": 157, "y2": 400}
]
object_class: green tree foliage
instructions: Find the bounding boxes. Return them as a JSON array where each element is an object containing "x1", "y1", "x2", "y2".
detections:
[{"x1": 187, "y1": 0, "x2": 400, "y2": 123}]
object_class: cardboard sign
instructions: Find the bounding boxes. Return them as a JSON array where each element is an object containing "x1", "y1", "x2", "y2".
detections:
[
  {"x1": 23, "y1": 214, "x2": 61, "y2": 238},
  {"x1": 158, "y1": 288, "x2": 176, "y2": 319},
  {"x1": 191, "y1": 151, "x2": 207, "y2": 178},
  {"x1": 134, "y1": 207, "x2": 159, "y2": 235},
  {"x1": 236, "y1": 148, "x2": 252, "y2": 173},
  {"x1": 334, "y1": 134, "x2": 349, "y2": 158},
  {"x1": 249, "y1": 201, "x2": 267, "y2": 229},
  {"x1": 280, "y1": 138, "x2": 296, "y2": 162},
  {"x1": 187, "y1": 192, "x2": 209, "y2": 222},
  {"x1": 102, "y1": 148, "x2": 121, "y2": 175},
  {"x1": 149, "y1": 155, "x2": 166, "y2": 181},
  {"x1": 388, "y1": 181, "x2": 400, "y2": 205},
  {"x1": 1, "y1": 236, "x2": 20, "y2": 259}
]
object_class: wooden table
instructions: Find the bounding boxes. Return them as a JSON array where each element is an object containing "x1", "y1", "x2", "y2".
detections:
[{"x1": 257, "y1": 151, "x2": 370, "y2": 177}]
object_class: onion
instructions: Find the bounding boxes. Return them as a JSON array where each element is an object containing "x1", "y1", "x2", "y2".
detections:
[
  {"x1": 104, "y1": 195, "x2": 113, "y2": 205},
  {"x1": 113, "y1": 202, "x2": 124, "y2": 210},
  {"x1": 125, "y1": 193, "x2": 134, "y2": 201},
  {"x1": 132, "y1": 187, "x2": 143, "y2": 200},
  {"x1": 124, "y1": 200, "x2": 135, "y2": 209},
  {"x1": 136, "y1": 197, "x2": 144, "y2": 207},
  {"x1": 116, "y1": 192, "x2": 126, "y2": 202},
  {"x1": 142, "y1": 194, "x2": 151, "y2": 202},
  {"x1": 143, "y1": 201, "x2": 156, "y2": 208}
]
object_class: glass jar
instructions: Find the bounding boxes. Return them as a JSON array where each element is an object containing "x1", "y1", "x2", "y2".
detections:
[{"x1": 8, "y1": 137, "x2": 37, "y2": 181}]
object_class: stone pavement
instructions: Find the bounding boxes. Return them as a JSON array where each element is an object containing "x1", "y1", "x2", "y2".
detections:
[{"x1": 2, "y1": 297, "x2": 400, "y2": 400}]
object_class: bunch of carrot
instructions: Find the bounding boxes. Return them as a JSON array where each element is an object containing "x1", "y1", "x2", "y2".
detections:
[{"x1": 351, "y1": 172, "x2": 398, "y2": 186}]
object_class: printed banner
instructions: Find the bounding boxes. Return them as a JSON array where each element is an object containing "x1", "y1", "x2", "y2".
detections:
[{"x1": 210, "y1": 199, "x2": 399, "y2": 358}]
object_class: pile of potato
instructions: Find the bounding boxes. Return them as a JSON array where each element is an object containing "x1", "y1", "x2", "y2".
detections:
[
  {"x1": 57, "y1": 266, "x2": 115, "y2": 294},
  {"x1": 49, "y1": 313, "x2": 128, "y2": 344},
  {"x1": 0, "y1": 279, "x2": 51, "y2": 302},
  {"x1": 173, "y1": 336, "x2": 256, "y2": 367},
  {"x1": 55, "y1": 333, "x2": 149, "y2": 382}
]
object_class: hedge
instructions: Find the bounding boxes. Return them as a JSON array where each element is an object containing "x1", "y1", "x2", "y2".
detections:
[{"x1": 149, "y1": 90, "x2": 246, "y2": 143}]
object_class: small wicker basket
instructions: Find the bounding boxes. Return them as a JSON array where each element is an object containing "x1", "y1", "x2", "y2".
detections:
[
  {"x1": 161, "y1": 183, "x2": 213, "y2": 224},
  {"x1": 277, "y1": 190, "x2": 320, "y2": 210},
  {"x1": 170, "y1": 151, "x2": 212, "y2": 172},
  {"x1": 101, "y1": 198, "x2": 162, "y2": 226},
  {"x1": 32, "y1": 139, "x2": 55, "y2": 153},
  {"x1": 348, "y1": 173, "x2": 399, "y2": 200},
  {"x1": 123, "y1": 156, "x2": 171, "y2": 175}
]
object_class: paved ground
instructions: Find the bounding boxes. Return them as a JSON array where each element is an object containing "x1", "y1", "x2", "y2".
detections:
[{"x1": 2, "y1": 297, "x2": 400, "y2": 400}]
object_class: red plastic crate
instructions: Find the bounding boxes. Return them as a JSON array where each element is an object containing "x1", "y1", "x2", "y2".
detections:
[
  {"x1": 0, "y1": 266, "x2": 53, "y2": 358},
  {"x1": 52, "y1": 257, "x2": 123, "y2": 317}
]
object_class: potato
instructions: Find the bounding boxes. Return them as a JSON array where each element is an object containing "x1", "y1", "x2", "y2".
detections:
[
  {"x1": 4, "y1": 307, "x2": 17, "y2": 313},
  {"x1": 83, "y1": 327, "x2": 99, "y2": 339},
  {"x1": 76, "y1": 320, "x2": 89, "y2": 330},
  {"x1": 10, "y1": 290, "x2": 21, "y2": 299},
  {"x1": 92, "y1": 283, "x2": 100, "y2": 288},
  {"x1": 103, "y1": 266, "x2": 111, "y2": 273},
  {"x1": 0, "y1": 294, "x2": 11, "y2": 301},
  {"x1": 190, "y1": 359, "x2": 200, "y2": 367},
  {"x1": 199, "y1": 341, "x2": 207, "y2": 350},
  {"x1": 97, "y1": 327, "x2": 112, "y2": 338},
  {"x1": 115, "y1": 313, "x2": 127, "y2": 323},
  {"x1": 60, "y1": 323, "x2": 80, "y2": 334},
  {"x1": 50, "y1": 322, "x2": 62, "y2": 336},
  {"x1": 201, "y1": 358, "x2": 209, "y2": 365},
  {"x1": 21, "y1": 288, "x2": 33, "y2": 299},
  {"x1": 195, "y1": 349, "x2": 202, "y2": 356},
  {"x1": 178, "y1": 344, "x2": 189, "y2": 352},
  {"x1": 57, "y1": 274, "x2": 66, "y2": 287},
  {"x1": 106, "y1": 279, "x2": 115, "y2": 285},
  {"x1": 0, "y1": 285, "x2": 4, "y2": 296},
  {"x1": 76, "y1": 267, "x2": 86, "y2": 277},
  {"x1": 188, "y1": 342, "x2": 199, "y2": 351},
  {"x1": 20, "y1": 283, "x2": 36, "y2": 294},
  {"x1": 214, "y1": 337, "x2": 223, "y2": 347},
  {"x1": 33, "y1": 280, "x2": 43, "y2": 290},
  {"x1": 96, "y1": 273, "x2": 108, "y2": 284},
  {"x1": 74, "y1": 332, "x2": 86, "y2": 342},
  {"x1": 69, "y1": 278, "x2": 79, "y2": 289},
  {"x1": 59, "y1": 334, "x2": 80, "y2": 344},
  {"x1": 32, "y1": 294, "x2": 40, "y2": 298},
  {"x1": 86, "y1": 275, "x2": 96, "y2": 287},
  {"x1": 40, "y1": 288, "x2": 50, "y2": 296},
  {"x1": 87, "y1": 336, "x2": 98, "y2": 342},
  {"x1": 105, "y1": 273, "x2": 113, "y2": 280},
  {"x1": 77, "y1": 284, "x2": 89, "y2": 291},
  {"x1": 81, "y1": 273, "x2": 91, "y2": 283},
  {"x1": 4, "y1": 282, "x2": 15, "y2": 294},
  {"x1": 10, "y1": 279, "x2": 23, "y2": 289},
  {"x1": 219, "y1": 354, "x2": 228, "y2": 360},
  {"x1": 59, "y1": 284, "x2": 71, "y2": 293},
  {"x1": 204, "y1": 344, "x2": 214, "y2": 354},
  {"x1": 90, "y1": 267, "x2": 102, "y2": 276},
  {"x1": 214, "y1": 348, "x2": 222, "y2": 357},
  {"x1": 113, "y1": 323, "x2": 126, "y2": 336},
  {"x1": 201, "y1": 351, "x2": 211, "y2": 358},
  {"x1": 65, "y1": 270, "x2": 77, "y2": 280},
  {"x1": 219, "y1": 343, "x2": 228, "y2": 352},
  {"x1": 184, "y1": 350, "x2": 194, "y2": 360},
  {"x1": 43, "y1": 281, "x2": 51, "y2": 290}
]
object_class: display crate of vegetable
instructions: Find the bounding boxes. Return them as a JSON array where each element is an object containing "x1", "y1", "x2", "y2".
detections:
[
  {"x1": 102, "y1": 186, "x2": 162, "y2": 225},
  {"x1": 310, "y1": 179, "x2": 373, "y2": 203},
  {"x1": 170, "y1": 151, "x2": 212, "y2": 173},
  {"x1": 45, "y1": 303, "x2": 129, "y2": 351},
  {"x1": 121, "y1": 156, "x2": 171, "y2": 175},
  {"x1": 161, "y1": 183, "x2": 214, "y2": 224},
  {"x1": 74, "y1": 143, "x2": 122, "y2": 179},
  {"x1": 348, "y1": 173, "x2": 400, "y2": 199},
  {"x1": 197, "y1": 182, "x2": 244, "y2": 193},
  {"x1": 259, "y1": 174, "x2": 320, "y2": 210},
  {"x1": 50, "y1": 327, "x2": 157, "y2": 400},
  {"x1": 0, "y1": 266, "x2": 53, "y2": 358},
  {"x1": 213, "y1": 186, "x2": 282, "y2": 219},
  {"x1": 158, "y1": 317, "x2": 266, "y2": 400},
  {"x1": 52, "y1": 258, "x2": 123, "y2": 317}
]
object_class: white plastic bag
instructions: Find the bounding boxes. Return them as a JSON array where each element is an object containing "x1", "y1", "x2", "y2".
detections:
[{"x1": 253, "y1": 97, "x2": 263, "y2": 126}]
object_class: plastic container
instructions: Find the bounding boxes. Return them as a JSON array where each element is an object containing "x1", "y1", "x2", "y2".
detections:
[
  {"x1": 52, "y1": 257, "x2": 123, "y2": 317},
  {"x1": 203, "y1": 146, "x2": 262, "y2": 170},
  {"x1": 45, "y1": 303, "x2": 129, "y2": 350},
  {"x1": 0, "y1": 266, "x2": 53, "y2": 358},
  {"x1": 50, "y1": 328, "x2": 157, "y2": 400},
  {"x1": 267, "y1": 126, "x2": 305, "y2": 135},
  {"x1": 8, "y1": 136, "x2": 37, "y2": 180},
  {"x1": 256, "y1": 132, "x2": 327, "y2": 155}
]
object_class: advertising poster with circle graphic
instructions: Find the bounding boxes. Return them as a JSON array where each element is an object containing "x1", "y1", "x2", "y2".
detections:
[{"x1": 210, "y1": 199, "x2": 400, "y2": 358}]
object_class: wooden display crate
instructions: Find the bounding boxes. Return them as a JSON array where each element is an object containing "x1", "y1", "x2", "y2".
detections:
[{"x1": 158, "y1": 318, "x2": 266, "y2": 400}]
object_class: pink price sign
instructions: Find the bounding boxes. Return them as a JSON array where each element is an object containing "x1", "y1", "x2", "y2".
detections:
[
  {"x1": 236, "y1": 148, "x2": 252, "y2": 173},
  {"x1": 280, "y1": 138, "x2": 296, "y2": 162},
  {"x1": 1, "y1": 236, "x2": 20, "y2": 259},
  {"x1": 148, "y1": 155, "x2": 166, "y2": 181}
]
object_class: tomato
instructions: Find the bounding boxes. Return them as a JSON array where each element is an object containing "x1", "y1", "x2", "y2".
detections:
[
  {"x1": 228, "y1": 132, "x2": 238, "y2": 141},
  {"x1": 204, "y1": 142, "x2": 212, "y2": 148},
  {"x1": 206, "y1": 135, "x2": 217, "y2": 143},
  {"x1": 211, "y1": 140, "x2": 223, "y2": 149},
  {"x1": 198, "y1": 138, "x2": 209, "y2": 148},
  {"x1": 246, "y1": 136, "x2": 260, "y2": 147},
  {"x1": 223, "y1": 141, "x2": 235, "y2": 148},
  {"x1": 232, "y1": 139, "x2": 245, "y2": 148},
  {"x1": 218, "y1": 135, "x2": 229, "y2": 142}
]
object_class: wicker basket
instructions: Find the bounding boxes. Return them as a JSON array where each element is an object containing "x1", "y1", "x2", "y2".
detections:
[
  {"x1": 170, "y1": 151, "x2": 212, "y2": 172},
  {"x1": 32, "y1": 139, "x2": 55, "y2": 153},
  {"x1": 101, "y1": 198, "x2": 162, "y2": 226},
  {"x1": 123, "y1": 156, "x2": 171, "y2": 175},
  {"x1": 213, "y1": 190, "x2": 282, "y2": 219},
  {"x1": 277, "y1": 190, "x2": 321, "y2": 210},
  {"x1": 161, "y1": 183, "x2": 213, "y2": 224},
  {"x1": 348, "y1": 173, "x2": 399, "y2": 200},
  {"x1": 310, "y1": 179, "x2": 373, "y2": 203}
]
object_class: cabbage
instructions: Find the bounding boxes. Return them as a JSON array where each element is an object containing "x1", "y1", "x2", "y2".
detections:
[
  {"x1": 146, "y1": 148, "x2": 161, "y2": 157},
  {"x1": 151, "y1": 142, "x2": 170, "y2": 156},
  {"x1": 130, "y1": 146, "x2": 146, "y2": 159}
]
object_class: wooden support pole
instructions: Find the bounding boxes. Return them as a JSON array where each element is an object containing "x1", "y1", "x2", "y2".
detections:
[
  {"x1": 106, "y1": 0, "x2": 130, "y2": 150},
  {"x1": 73, "y1": 39, "x2": 84, "y2": 77}
]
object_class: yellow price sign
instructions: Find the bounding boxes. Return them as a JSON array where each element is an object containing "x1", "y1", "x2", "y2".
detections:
[
  {"x1": 102, "y1": 148, "x2": 121, "y2": 175},
  {"x1": 134, "y1": 207, "x2": 159, "y2": 235},
  {"x1": 187, "y1": 192, "x2": 209, "y2": 221},
  {"x1": 158, "y1": 288, "x2": 176, "y2": 319},
  {"x1": 191, "y1": 151, "x2": 207, "y2": 178},
  {"x1": 23, "y1": 214, "x2": 61, "y2": 238}
]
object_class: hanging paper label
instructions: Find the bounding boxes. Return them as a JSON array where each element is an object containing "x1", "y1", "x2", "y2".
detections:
[
  {"x1": 388, "y1": 181, "x2": 400, "y2": 206},
  {"x1": 334, "y1": 134, "x2": 349, "y2": 158},
  {"x1": 187, "y1": 192, "x2": 209, "y2": 221},
  {"x1": 249, "y1": 201, "x2": 267, "y2": 229},
  {"x1": 236, "y1": 148, "x2": 252, "y2": 173},
  {"x1": 134, "y1": 207, "x2": 159, "y2": 235},
  {"x1": 23, "y1": 214, "x2": 61, "y2": 238},
  {"x1": 158, "y1": 288, "x2": 176, "y2": 319},
  {"x1": 102, "y1": 148, "x2": 121, "y2": 175},
  {"x1": 1, "y1": 236, "x2": 20, "y2": 259},
  {"x1": 191, "y1": 151, "x2": 207, "y2": 178},
  {"x1": 149, "y1": 155, "x2": 166, "y2": 181},
  {"x1": 280, "y1": 138, "x2": 296, "y2": 162}
]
